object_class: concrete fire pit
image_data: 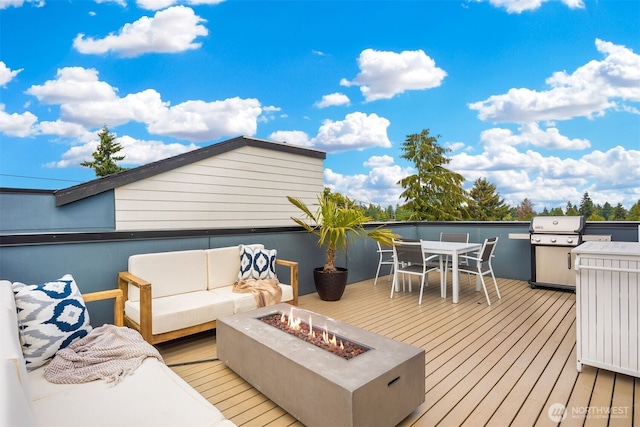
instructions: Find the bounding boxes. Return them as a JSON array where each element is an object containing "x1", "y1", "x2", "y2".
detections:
[{"x1": 217, "y1": 303, "x2": 425, "y2": 427}]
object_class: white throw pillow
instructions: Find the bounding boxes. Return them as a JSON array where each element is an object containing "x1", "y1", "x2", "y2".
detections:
[
  {"x1": 237, "y1": 245, "x2": 278, "y2": 281},
  {"x1": 12, "y1": 274, "x2": 92, "y2": 371}
]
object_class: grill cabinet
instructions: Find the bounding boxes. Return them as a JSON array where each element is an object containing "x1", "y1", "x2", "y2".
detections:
[
  {"x1": 573, "y1": 241, "x2": 640, "y2": 377},
  {"x1": 529, "y1": 216, "x2": 585, "y2": 290}
]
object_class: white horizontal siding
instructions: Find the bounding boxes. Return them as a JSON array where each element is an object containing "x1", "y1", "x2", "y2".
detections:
[{"x1": 114, "y1": 145, "x2": 323, "y2": 230}]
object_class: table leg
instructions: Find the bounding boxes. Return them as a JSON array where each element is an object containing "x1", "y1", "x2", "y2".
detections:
[
  {"x1": 439, "y1": 256, "x2": 445, "y2": 298},
  {"x1": 452, "y1": 251, "x2": 459, "y2": 304}
]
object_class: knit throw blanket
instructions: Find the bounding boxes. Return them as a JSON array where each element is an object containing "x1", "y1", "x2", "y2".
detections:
[
  {"x1": 233, "y1": 278, "x2": 282, "y2": 307},
  {"x1": 44, "y1": 324, "x2": 163, "y2": 385}
]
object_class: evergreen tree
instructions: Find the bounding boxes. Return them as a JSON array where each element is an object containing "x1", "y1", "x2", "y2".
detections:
[
  {"x1": 579, "y1": 192, "x2": 595, "y2": 218},
  {"x1": 81, "y1": 125, "x2": 127, "y2": 177},
  {"x1": 549, "y1": 207, "x2": 564, "y2": 216},
  {"x1": 627, "y1": 199, "x2": 640, "y2": 221},
  {"x1": 613, "y1": 203, "x2": 628, "y2": 220},
  {"x1": 600, "y1": 202, "x2": 614, "y2": 220},
  {"x1": 386, "y1": 205, "x2": 395, "y2": 220},
  {"x1": 398, "y1": 129, "x2": 470, "y2": 220},
  {"x1": 515, "y1": 198, "x2": 536, "y2": 220},
  {"x1": 467, "y1": 177, "x2": 511, "y2": 221},
  {"x1": 565, "y1": 202, "x2": 580, "y2": 216},
  {"x1": 587, "y1": 212, "x2": 605, "y2": 221}
]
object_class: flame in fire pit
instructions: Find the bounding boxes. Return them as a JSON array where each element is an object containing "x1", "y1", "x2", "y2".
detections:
[
  {"x1": 280, "y1": 307, "x2": 345, "y2": 350},
  {"x1": 261, "y1": 307, "x2": 368, "y2": 360}
]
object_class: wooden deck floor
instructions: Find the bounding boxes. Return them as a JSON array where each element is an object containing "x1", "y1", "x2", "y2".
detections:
[{"x1": 157, "y1": 275, "x2": 639, "y2": 427}]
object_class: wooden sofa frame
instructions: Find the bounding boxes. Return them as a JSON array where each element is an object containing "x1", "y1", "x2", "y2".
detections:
[
  {"x1": 118, "y1": 258, "x2": 299, "y2": 345},
  {"x1": 83, "y1": 288, "x2": 124, "y2": 327}
]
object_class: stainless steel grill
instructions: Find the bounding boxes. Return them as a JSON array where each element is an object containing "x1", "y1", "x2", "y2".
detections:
[{"x1": 529, "y1": 215, "x2": 585, "y2": 290}]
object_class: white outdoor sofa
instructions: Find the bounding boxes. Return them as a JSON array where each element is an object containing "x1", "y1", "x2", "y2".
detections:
[
  {"x1": 0, "y1": 280, "x2": 236, "y2": 427},
  {"x1": 118, "y1": 244, "x2": 299, "y2": 344}
]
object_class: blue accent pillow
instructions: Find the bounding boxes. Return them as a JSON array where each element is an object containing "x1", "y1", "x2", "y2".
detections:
[
  {"x1": 238, "y1": 245, "x2": 278, "y2": 281},
  {"x1": 12, "y1": 274, "x2": 92, "y2": 371}
]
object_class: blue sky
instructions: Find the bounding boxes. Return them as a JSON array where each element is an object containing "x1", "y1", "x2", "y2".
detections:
[{"x1": 1, "y1": 0, "x2": 638, "y2": 211}]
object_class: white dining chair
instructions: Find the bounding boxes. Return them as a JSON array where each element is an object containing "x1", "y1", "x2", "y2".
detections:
[
  {"x1": 373, "y1": 241, "x2": 394, "y2": 286},
  {"x1": 454, "y1": 237, "x2": 501, "y2": 305},
  {"x1": 391, "y1": 239, "x2": 439, "y2": 305}
]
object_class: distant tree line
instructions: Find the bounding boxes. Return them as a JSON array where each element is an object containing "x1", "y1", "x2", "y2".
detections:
[{"x1": 351, "y1": 128, "x2": 640, "y2": 222}]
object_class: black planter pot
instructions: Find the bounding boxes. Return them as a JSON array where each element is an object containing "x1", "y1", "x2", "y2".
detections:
[{"x1": 313, "y1": 267, "x2": 348, "y2": 301}]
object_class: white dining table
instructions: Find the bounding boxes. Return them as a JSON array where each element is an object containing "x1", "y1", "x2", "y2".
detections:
[{"x1": 420, "y1": 240, "x2": 482, "y2": 303}]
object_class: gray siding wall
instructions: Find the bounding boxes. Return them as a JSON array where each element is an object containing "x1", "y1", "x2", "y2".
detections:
[
  {"x1": 114, "y1": 145, "x2": 324, "y2": 230},
  {"x1": 0, "y1": 190, "x2": 115, "y2": 233}
]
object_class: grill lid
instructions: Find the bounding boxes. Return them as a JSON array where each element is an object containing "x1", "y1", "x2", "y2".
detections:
[{"x1": 529, "y1": 215, "x2": 585, "y2": 234}]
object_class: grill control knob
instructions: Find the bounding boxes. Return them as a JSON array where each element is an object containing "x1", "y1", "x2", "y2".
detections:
[
  {"x1": 534, "y1": 237, "x2": 541, "y2": 242},
  {"x1": 551, "y1": 238, "x2": 557, "y2": 243},
  {"x1": 567, "y1": 238, "x2": 574, "y2": 244}
]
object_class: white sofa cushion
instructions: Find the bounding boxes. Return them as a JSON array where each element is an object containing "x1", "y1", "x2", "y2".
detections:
[
  {"x1": 124, "y1": 290, "x2": 235, "y2": 335},
  {"x1": 205, "y1": 245, "x2": 263, "y2": 290},
  {"x1": 1, "y1": 358, "x2": 36, "y2": 426},
  {"x1": 128, "y1": 250, "x2": 208, "y2": 301},
  {"x1": 209, "y1": 284, "x2": 294, "y2": 314},
  {"x1": 1, "y1": 300, "x2": 36, "y2": 426},
  {"x1": 12, "y1": 275, "x2": 92, "y2": 371},
  {"x1": 207, "y1": 287, "x2": 259, "y2": 314},
  {"x1": 29, "y1": 357, "x2": 231, "y2": 427}
]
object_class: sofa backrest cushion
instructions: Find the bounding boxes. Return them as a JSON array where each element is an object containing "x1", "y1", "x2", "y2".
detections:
[
  {"x1": 128, "y1": 250, "x2": 207, "y2": 301},
  {"x1": 206, "y1": 244, "x2": 263, "y2": 290}
]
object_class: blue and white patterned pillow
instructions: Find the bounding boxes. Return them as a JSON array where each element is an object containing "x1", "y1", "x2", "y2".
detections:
[
  {"x1": 12, "y1": 274, "x2": 92, "y2": 371},
  {"x1": 238, "y1": 245, "x2": 278, "y2": 281}
]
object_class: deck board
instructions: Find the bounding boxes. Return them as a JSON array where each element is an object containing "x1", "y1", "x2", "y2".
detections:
[{"x1": 156, "y1": 276, "x2": 638, "y2": 426}]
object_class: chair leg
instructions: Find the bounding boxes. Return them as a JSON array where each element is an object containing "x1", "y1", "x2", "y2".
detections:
[
  {"x1": 374, "y1": 260, "x2": 382, "y2": 286},
  {"x1": 490, "y1": 269, "x2": 501, "y2": 299},
  {"x1": 390, "y1": 271, "x2": 397, "y2": 298},
  {"x1": 479, "y1": 273, "x2": 491, "y2": 305},
  {"x1": 418, "y1": 275, "x2": 426, "y2": 305}
]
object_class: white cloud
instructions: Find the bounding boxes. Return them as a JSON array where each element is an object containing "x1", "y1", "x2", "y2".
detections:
[
  {"x1": 324, "y1": 155, "x2": 412, "y2": 206},
  {"x1": 477, "y1": 0, "x2": 584, "y2": 14},
  {"x1": 315, "y1": 93, "x2": 350, "y2": 108},
  {"x1": 27, "y1": 67, "x2": 169, "y2": 127},
  {"x1": 469, "y1": 39, "x2": 640, "y2": 123},
  {"x1": 0, "y1": 62, "x2": 22, "y2": 87},
  {"x1": 0, "y1": 104, "x2": 38, "y2": 137},
  {"x1": 73, "y1": 6, "x2": 208, "y2": 57},
  {"x1": 0, "y1": 0, "x2": 43, "y2": 9},
  {"x1": 480, "y1": 123, "x2": 590, "y2": 150},
  {"x1": 37, "y1": 120, "x2": 94, "y2": 141},
  {"x1": 270, "y1": 112, "x2": 391, "y2": 152},
  {"x1": 50, "y1": 134, "x2": 199, "y2": 168},
  {"x1": 448, "y1": 134, "x2": 640, "y2": 209},
  {"x1": 269, "y1": 130, "x2": 312, "y2": 147},
  {"x1": 135, "y1": 0, "x2": 225, "y2": 10},
  {"x1": 148, "y1": 97, "x2": 262, "y2": 141},
  {"x1": 94, "y1": 0, "x2": 126, "y2": 7},
  {"x1": 341, "y1": 49, "x2": 447, "y2": 102},
  {"x1": 26, "y1": 66, "x2": 262, "y2": 142}
]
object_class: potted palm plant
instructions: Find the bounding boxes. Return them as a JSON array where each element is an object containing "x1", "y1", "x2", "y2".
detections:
[{"x1": 287, "y1": 192, "x2": 396, "y2": 301}]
